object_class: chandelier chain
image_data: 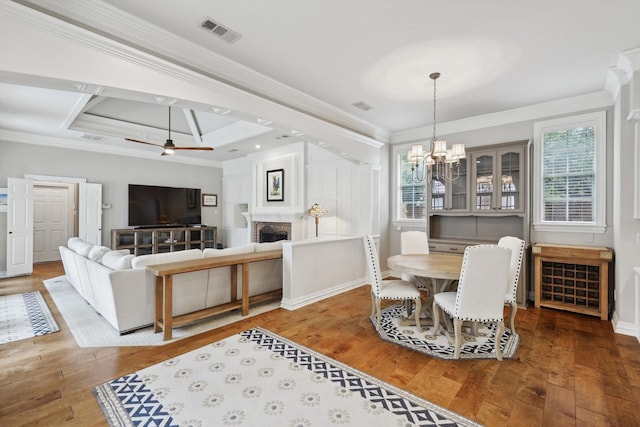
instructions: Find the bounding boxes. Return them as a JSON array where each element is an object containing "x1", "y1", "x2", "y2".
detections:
[{"x1": 432, "y1": 73, "x2": 437, "y2": 143}]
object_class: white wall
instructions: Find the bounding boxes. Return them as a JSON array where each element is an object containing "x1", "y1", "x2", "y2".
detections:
[
  {"x1": 0, "y1": 140, "x2": 223, "y2": 265},
  {"x1": 223, "y1": 141, "x2": 383, "y2": 245},
  {"x1": 611, "y1": 76, "x2": 640, "y2": 335}
]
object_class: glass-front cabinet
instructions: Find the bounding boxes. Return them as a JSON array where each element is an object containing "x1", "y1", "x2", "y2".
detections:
[
  {"x1": 471, "y1": 144, "x2": 525, "y2": 214},
  {"x1": 427, "y1": 158, "x2": 469, "y2": 213}
]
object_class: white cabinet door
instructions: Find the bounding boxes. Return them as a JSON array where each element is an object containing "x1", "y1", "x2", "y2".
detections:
[
  {"x1": 6, "y1": 178, "x2": 33, "y2": 276},
  {"x1": 79, "y1": 183, "x2": 102, "y2": 245}
]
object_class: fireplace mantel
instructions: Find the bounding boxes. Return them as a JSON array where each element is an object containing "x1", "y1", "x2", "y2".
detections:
[{"x1": 242, "y1": 211, "x2": 302, "y2": 223}]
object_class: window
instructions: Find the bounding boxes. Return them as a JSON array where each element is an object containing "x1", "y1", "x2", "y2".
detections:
[
  {"x1": 533, "y1": 111, "x2": 606, "y2": 233},
  {"x1": 396, "y1": 150, "x2": 426, "y2": 220}
]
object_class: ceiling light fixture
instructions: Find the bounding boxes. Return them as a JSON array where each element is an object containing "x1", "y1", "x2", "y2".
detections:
[{"x1": 407, "y1": 72, "x2": 466, "y2": 183}]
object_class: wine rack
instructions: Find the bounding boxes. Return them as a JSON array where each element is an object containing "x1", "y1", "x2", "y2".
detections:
[{"x1": 533, "y1": 243, "x2": 613, "y2": 320}]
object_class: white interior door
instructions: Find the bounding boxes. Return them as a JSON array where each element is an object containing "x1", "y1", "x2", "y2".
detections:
[
  {"x1": 79, "y1": 183, "x2": 102, "y2": 245},
  {"x1": 7, "y1": 177, "x2": 33, "y2": 276},
  {"x1": 33, "y1": 184, "x2": 71, "y2": 263}
]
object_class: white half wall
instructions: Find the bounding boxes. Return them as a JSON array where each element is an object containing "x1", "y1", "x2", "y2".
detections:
[{"x1": 281, "y1": 236, "x2": 370, "y2": 310}]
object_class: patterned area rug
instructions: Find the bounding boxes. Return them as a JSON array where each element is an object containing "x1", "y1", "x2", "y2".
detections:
[
  {"x1": 43, "y1": 276, "x2": 280, "y2": 347},
  {"x1": 94, "y1": 327, "x2": 482, "y2": 427},
  {"x1": 0, "y1": 291, "x2": 59, "y2": 344},
  {"x1": 374, "y1": 304, "x2": 520, "y2": 360}
]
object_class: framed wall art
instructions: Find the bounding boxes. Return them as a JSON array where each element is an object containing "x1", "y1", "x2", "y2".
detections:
[
  {"x1": 202, "y1": 193, "x2": 218, "y2": 207},
  {"x1": 266, "y1": 169, "x2": 284, "y2": 202}
]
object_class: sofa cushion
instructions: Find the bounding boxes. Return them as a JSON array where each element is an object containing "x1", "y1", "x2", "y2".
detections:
[
  {"x1": 253, "y1": 240, "x2": 287, "y2": 252},
  {"x1": 88, "y1": 245, "x2": 112, "y2": 262},
  {"x1": 131, "y1": 249, "x2": 203, "y2": 269},
  {"x1": 68, "y1": 237, "x2": 94, "y2": 257},
  {"x1": 101, "y1": 251, "x2": 135, "y2": 270},
  {"x1": 203, "y1": 245, "x2": 255, "y2": 257}
]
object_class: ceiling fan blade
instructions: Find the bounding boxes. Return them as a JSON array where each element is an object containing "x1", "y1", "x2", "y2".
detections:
[
  {"x1": 125, "y1": 138, "x2": 163, "y2": 147},
  {"x1": 173, "y1": 146, "x2": 214, "y2": 151}
]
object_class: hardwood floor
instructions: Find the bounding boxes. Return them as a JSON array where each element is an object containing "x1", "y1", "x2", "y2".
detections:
[{"x1": 1, "y1": 262, "x2": 639, "y2": 426}]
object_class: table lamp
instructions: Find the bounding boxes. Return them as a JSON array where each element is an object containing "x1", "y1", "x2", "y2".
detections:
[{"x1": 305, "y1": 203, "x2": 328, "y2": 237}]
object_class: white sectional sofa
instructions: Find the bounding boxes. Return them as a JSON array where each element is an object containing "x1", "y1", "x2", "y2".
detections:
[{"x1": 59, "y1": 237, "x2": 284, "y2": 334}]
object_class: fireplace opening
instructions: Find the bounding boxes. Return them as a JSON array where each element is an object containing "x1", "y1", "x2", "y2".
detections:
[
  {"x1": 254, "y1": 221, "x2": 291, "y2": 243},
  {"x1": 259, "y1": 226, "x2": 288, "y2": 243}
]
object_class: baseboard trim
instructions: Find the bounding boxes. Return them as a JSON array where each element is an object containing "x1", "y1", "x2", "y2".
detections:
[
  {"x1": 280, "y1": 278, "x2": 367, "y2": 310},
  {"x1": 611, "y1": 310, "x2": 640, "y2": 342}
]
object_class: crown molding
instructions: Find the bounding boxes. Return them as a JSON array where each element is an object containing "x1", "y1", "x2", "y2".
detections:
[
  {"x1": 391, "y1": 91, "x2": 612, "y2": 144},
  {"x1": 0, "y1": 129, "x2": 222, "y2": 168},
  {"x1": 10, "y1": 0, "x2": 390, "y2": 144}
]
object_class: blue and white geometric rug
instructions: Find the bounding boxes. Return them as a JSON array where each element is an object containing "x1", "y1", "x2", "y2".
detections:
[
  {"x1": 374, "y1": 304, "x2": 520, "y2": 360},
  {"x1": 0, "y1": 291, "x2": 59, "y2": 344},
  {"x1": 94, "y1": 327, "x2": 482, "y2": 426}
]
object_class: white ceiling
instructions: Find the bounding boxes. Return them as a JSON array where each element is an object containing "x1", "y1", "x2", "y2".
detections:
[{"x1": 1, "y1": 0, "x2": 640, "y2": 163}]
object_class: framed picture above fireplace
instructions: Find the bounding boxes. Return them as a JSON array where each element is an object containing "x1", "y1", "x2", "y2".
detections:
[{"x1": 266, "y1": 169, "x2": 284, "y2": 202}]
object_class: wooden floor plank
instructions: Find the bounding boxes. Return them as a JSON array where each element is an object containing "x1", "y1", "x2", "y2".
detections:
[{"x1": 1, "y1": 262, "x2": 639, "y2": 426}]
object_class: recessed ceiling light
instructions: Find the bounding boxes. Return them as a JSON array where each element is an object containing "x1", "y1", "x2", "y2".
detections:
[
  {"x1": 213, "y1": 107, "x2": 232, "y2": 115},
  {"x1": 291, "y1": 130, "x2": 305, "y2": 136},
  {"x1": 352, "y1": 101, "x2": 372, "y2": 111},
  {"x1": 257, "y1": 118, "x2": 272, "y2": 125},
  {"x1": 255, "y1": 144, "x2": 261, "y2": 149}
]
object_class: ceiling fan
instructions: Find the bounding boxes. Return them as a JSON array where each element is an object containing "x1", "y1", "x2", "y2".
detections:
[{"x1": 125, "y1": 107, "x2": 214, "y2": 155}]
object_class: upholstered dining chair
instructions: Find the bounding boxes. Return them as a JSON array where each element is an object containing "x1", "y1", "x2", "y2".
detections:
[
  {"x1": 363, "y1": 234, "x2": 422, "y2": 332},
  {"x1": 498, "y1": 236, "x2": 526, "y2": 335},
  {"x1": 432, "y1": 245, "x2": 512, "y2": 360}
]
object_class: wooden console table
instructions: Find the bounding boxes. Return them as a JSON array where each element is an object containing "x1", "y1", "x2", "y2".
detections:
[{"x1": 146, "y1": 250, "x2": 283, "y2": 340}]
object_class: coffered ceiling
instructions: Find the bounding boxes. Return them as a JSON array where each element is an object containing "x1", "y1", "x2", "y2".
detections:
[{"x1": 1, "y1": 0, "x2": 639, "y2": 165}]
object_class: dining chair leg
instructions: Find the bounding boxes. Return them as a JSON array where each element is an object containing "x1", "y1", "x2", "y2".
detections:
[
  {"x1": 431, "y1": 300, "x2": 440, "y2": 338},
  {"x1": 405, "y1": 300, "x2": 413, "y2": 317},
  {"x1": 413, "y1": 297, "x2": 422, "y2": 332},
  {"x1": 375, "y1": 298, "x2": 382, "y2": 330},
  {"x1": 495, "y1": 320, "x2": 505, "y2": 361},
  {"x1": 371, "y1": 291, "x2": 376, "y2": 317},
  {"x1": 453, "y1": 318, "x2": 464, "y2": 359},
  {"x1": 508, "y1": 302, "x2": 518, "y2": 335}
]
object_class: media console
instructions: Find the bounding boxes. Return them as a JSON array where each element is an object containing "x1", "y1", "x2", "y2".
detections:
[{"x1": 111, "y1": 226, "x2": 217, "y2": 255}]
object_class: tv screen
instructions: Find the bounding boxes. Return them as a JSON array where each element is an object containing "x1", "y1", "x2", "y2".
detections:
[{"x1": 128, "y1": 184, "x2": 201, "y2": 227}]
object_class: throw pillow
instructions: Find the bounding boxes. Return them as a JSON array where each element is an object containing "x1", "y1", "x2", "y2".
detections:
[
  {"x1": 101, "y1": 251, "x2": 135, "y2": 270},
  {"x1": 68, "y1": 238, "x2": 94, "y2": 257},
  {"x1": 88, "y1": 245, "x2": 111, "y2": 262}
]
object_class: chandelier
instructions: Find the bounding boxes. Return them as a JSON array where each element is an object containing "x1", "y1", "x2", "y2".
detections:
[{"x1": 407, "y1": 72, "x2": 466, "y2": 183}]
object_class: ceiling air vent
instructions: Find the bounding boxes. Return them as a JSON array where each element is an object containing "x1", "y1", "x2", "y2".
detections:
[
  {"x1": 80, "y1": 133, "x2": 105, "y2": 141},
  {"x1": 201, "y1": 17, "x2": 242, "y2": 44},
  {"x1": 352, "y1": 101, "x2": 372, "y2": 111}
]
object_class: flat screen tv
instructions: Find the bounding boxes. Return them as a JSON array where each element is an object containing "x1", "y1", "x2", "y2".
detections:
[{"x1": 128, "y1": 184, "x2": 201, "y2": 228}]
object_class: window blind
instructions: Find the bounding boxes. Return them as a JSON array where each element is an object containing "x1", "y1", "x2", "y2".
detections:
[{"x1": 542, "y1": 127, "x2": 595, "y2": 223}]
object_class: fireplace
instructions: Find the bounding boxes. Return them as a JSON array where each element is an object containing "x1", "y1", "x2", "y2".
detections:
[{"x1": 254, "y1": 221, "x2": 291, "y2": 243}]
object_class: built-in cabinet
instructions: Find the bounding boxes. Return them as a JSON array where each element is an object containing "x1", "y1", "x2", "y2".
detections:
[
  {"x1": 426, "y1": 140, "x2": 530, "y2": 306},
  {"x1": 427, "y1": 158, "x2": 469, "y2": 212},
  {"x1": 471, "y1": 145, "x2": 525, "y2": 214},
  {"x1": 112, "y1": 226, "x2": 217, "y2": 255}
]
